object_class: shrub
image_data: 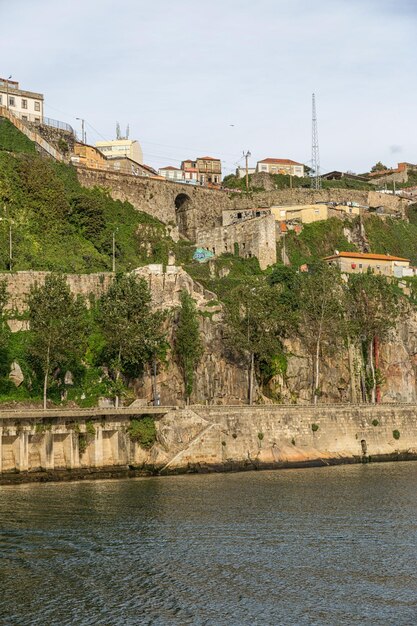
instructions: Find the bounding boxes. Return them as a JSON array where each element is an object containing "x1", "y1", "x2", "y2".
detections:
[
  {"x1": 128, "y1": 416, "x2": 156, "y2": 449},
  {"x1": 221, "y1": 440, "x2": 226, "y2": 447},
  {"x1": 291, "y1": 437, "x2": 296, "y2": 446},
  {"x1": 311, "y1": 423, "x2": 319, "y2": 432},
  {"x1": 393, "y1": 429, "x2": 400, "y2": 440},
  {"x1": 258, "y1": 432, "x2": 264, "y2": 440},
  {"x1": 372, "y1": 419, "x2": 379, "y2": 427}
]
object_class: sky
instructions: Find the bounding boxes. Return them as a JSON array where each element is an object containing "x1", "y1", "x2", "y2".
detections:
[{"x1": 1, "y1": 0, "x2": 417, "y2": 175}]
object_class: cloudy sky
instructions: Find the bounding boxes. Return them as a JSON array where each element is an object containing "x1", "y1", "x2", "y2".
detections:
[{"x1": 1, "y1": 0, "x2": 416, "y2": 174}]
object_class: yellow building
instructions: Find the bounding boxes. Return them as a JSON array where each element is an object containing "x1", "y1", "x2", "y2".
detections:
[
  {"x1": 95, "y1": 139, "x2": 143, "y2": 165},
  {"x1": 270, "y1": 203, "x2": 360, "y2": 224},
  {"x1": 324, "y1": 251, "x2": 410, "y2": 277}
]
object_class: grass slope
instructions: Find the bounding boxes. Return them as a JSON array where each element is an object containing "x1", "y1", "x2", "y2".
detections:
[{"x1": 0, "y1": 119, "x2": 185, "y2": 272}]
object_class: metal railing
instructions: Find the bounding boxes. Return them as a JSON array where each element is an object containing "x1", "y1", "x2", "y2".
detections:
[{"x1": 8, "y1": 109, "x2": 74, "y2": 134}]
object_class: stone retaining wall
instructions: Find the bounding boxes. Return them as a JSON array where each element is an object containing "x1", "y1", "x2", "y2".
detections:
[{"x1": 1, "y1": 404, "x2": 417, "y2": 483}]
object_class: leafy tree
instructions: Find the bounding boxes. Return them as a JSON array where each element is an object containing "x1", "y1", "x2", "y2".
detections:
[
  {"x1": 174, "y1": 290, "x2": 203, "y2": 403},
  {"x1": 371, "y1": 161, "x2": 388, "y2": 173},
  {"x1": 0, "y1": 280, "x2": 10, "y2": 378},
  {"x1": 297, "y1": 263, "x2": 344, "y2": 404},
  {"x1": 344, "y1": 271, "x2": 403, "y2": 403},
  {"x1": 27, "y1": 274, "x2": 89, "y2": 409},
  {"x1": 224, "y1": 277, "x2": 292, "y2": 404},
  {"x1": 97, "y1": 273, "x2": 166, "y2": 407}
]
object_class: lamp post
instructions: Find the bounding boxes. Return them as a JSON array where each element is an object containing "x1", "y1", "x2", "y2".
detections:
[
  {"x1": 5, "y1": 75, "x2": 12, "y2": 110},
  {"x1": 76, "y1": 117, "x2": 85, "y2": 143},
  {"x1": 243, "y1": 150, "x2": 251, "y2": 195}
]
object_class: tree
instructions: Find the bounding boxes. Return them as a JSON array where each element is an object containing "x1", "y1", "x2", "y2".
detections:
[
  {"x1": 224, "y1": 277, "x2": 292, "y2": 404},
  {"x1": 371, "y1": 161, "x2": 388, "y2": 173},
  {"x1": 174, "y1": 290, "x2": 203, "y2": 403},
  {"x1": 27, "y1": 274, "x2": 88, "y2": 409},
  {"x1": 297, "y1": 263, "x2": 344, "y2": 404},
  {"x1": 0, "y1": 280, "x2": 10, "y2": 378},
  {"x1": 97, "y1": 273, "x2": 166, "y2": 407},
  {"x1": 344, "y1": 271, "x2": 403, "y2": 403}
]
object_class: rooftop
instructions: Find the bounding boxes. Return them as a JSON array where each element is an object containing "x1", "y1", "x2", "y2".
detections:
[
  {"x1": 197, "y1": 156, "x2": 220, "y2": 161},
  {"x1": 324, "y1": 251, "x2": 410, "y2": 262},
  {"x1": 258, "y1": 158, "x2": 303, "y2": 165},
  {"x1": 159, "y1": 166, "x2": 181, "y2": 171}
]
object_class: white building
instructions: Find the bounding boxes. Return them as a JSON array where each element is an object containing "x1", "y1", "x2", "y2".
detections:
[
  {"x1": 236, "y1": 166, "x2": 256, "y2": 178},
  {"x1": 95, "y1": 139, "x2": 143, "y2": 165},
  {"x1": 158, "y1": 166, "x2": 184, "y2": 182},
  {"x1": 256, "y1": 158, "x2": 305, "y2": 177},
  {"x1": 0, "y1": 77, "x2": 44, "y2": 123}
]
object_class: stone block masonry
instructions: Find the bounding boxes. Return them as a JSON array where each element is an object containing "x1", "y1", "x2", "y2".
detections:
[
  {"x1": 1, "y1": 404, "x2": 417, "y2": 483},
  {"x1": 196, "y1": 214, "x2": 277, "y2": 270}
]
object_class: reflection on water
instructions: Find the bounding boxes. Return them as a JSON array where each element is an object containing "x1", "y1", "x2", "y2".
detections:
[{"x1": 1, "y1": 463, "x2": 417, "y2": 625}]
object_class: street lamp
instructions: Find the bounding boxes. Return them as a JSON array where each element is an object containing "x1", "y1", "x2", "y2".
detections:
[
  {"x1": 76, "y1": 117, "x2": 85, "y2": 143},
  {"x1": 5, "y1": 75, "x2": 12, "y2": 111}
]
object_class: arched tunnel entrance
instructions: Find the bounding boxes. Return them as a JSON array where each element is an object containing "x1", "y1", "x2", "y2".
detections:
[{"x1": 175, "y1": 193, "x2": 195, "y2": 240}]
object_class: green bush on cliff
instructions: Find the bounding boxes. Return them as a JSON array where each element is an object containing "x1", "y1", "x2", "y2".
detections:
[{"x1": 128, "y1": 416, "x2": 156, "y2": 448}]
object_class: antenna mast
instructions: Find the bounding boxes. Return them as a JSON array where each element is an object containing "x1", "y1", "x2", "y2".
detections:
[{"x1": 311, "y1": 93, "x2": 321, "y2": 190}]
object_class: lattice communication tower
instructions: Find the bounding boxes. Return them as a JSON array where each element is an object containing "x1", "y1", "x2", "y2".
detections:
[{"x1": 311, "y1": 93, "x2": 321, "y2": 189}]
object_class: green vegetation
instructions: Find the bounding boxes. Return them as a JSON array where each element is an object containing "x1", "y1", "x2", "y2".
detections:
[
  {"x1": 96, "y1": 273, "x2": 167, "y2": 407},
  {"x1": 393, "y1": 429, "x2": 400, "y2": 440},
  {"x1": 372, "y1": 419, "x2": 379, "y2": 427},
  {"x1": 128, "y1": 416, "x2": 156, "y2": 448},
  {"x1": 185, "y1": 254, "x2": 262, "y2": 301},
  {"x1": 363, "y1": 215, "x2": 417, "y2": 265},
  {"x1": 258, "y1": 432, "x2": 264, "y2": 440},
  {"x1": 222, "y1": 171, "x2": 372, "y2": 192},
  {"x1": 281, "y1": 218, "x2": 357, "y2": 267},
  {"x1": 311, "y1": 423, "x2": 319, "y2": 432},
  {"x1": 0, "y1": 122, "x2": 181, "y2": 272},
  {"x1": 174, "y1": 290, "x2": 203, "y2": 402},
  {"x1": 27, "y1": 274, "x2": 89, "y2": 409},
  {"x1": 0, "y1": 118, "x2": 36, "y2": 154}
]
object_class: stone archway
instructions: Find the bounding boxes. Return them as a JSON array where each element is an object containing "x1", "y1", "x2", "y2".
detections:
[{"x1": 175, "y1": 193, "x2": 195, "y2": 240}]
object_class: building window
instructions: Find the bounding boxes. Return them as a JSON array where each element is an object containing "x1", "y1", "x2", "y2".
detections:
[
  {"x1": 22, "y1": 115, "x2": 28, "y2": 121},
  {"x1": 0, "y1": 95, "x2": 2, "y2": 105},
  {"x1": 256, "y1": 211, "x2": 260, "y2": 217},
  {"x1": 237, "y1": 212, "x2": 242, "y2": 219},
  {"x1": 9, "y1": 97, "x2": 15, "y2": 106},
  {"x1": 35, "y1": 117, "x2": 40, "y2": 123},
  {"x1": 359, "y1": 263, "x2": 363, "y2": 268},
  {"x1": 34, "y1": 101, "x2": 41, "y2": 111},
  {"x1": 22, "y1": 99, "x2": 28, "y2": 109}
]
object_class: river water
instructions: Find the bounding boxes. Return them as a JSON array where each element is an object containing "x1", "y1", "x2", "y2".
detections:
[{"x1": 1, "y1": 463, "x2": 417, "y2": 625}]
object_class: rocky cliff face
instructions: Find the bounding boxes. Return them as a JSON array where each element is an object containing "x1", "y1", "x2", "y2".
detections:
[{"x1": 135, "y1": 266, "x2": 417, "y2": 406}]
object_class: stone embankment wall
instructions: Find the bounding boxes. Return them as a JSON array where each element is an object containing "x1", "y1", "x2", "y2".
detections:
[
  {"x1": 233, "y1": 188, "x2": 410, "y2": 213},
  {"x1": 1, "y1": 404, "x2": 417, "y2": 483},
  {"x1": 196, "y1": 215, "x2": 277, "y2": 270},
  {"x1": 76, "y1": 166, "x2": 232, "y2": 233}
]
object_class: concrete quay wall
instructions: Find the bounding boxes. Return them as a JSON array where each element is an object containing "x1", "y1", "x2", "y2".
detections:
[{"x1": 1, "y1": 404, "x2": 417, "y2": 483}]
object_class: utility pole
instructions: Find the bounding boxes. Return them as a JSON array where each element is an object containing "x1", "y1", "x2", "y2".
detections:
[
  {"x1": 9, "y1": 224, "x2": 12, "y2": 271},
  {"x1": 311, "y1": 93, "x2": 322, "y2": 190},
  {"x1": 243, "y1": 150, "x2": 251, "y2": 194},
  {"x1": 112, "y1": 231, "x2": 116, "y2": 272},
  {"x1": 76, "y1": 117, "x2": 85, "y2": 143}
]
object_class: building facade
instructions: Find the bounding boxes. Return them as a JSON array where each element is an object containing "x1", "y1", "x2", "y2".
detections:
[
  {"x1": 195, "y1": 156, "x2": 222, "y2": 185},
  {"x1": 158, "y1": 166, "x2": 184, "y2": 182},
  {"x1": 0, "y1": 77, "x2": 44, "y2": 123},
  {"x1": 95, "y1": 139, "x2": 143, "y2": 165},
  {"x1": 256, "y1": 158, "x2": 304, "y2": 177},
  {"x1": 324, "y1": 251, "x2": 410, "y2": 277}
]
